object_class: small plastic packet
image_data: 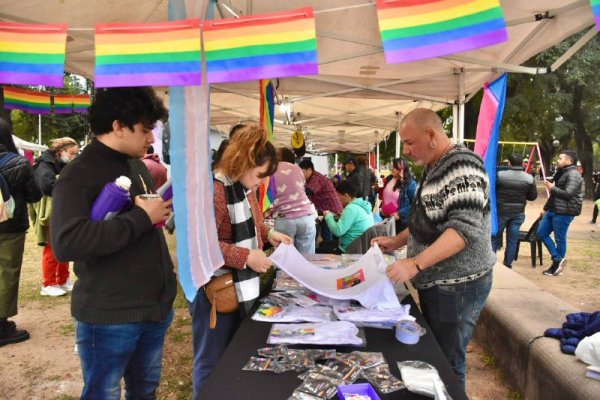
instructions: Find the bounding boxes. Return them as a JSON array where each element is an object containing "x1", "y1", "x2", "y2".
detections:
[
  {"x1": 285, "y1": 349, "x2": 316, "y2": 371},
  {"x1": 298, "y1": 364, "x2": 344, "y2": 382},
  {"x1": 287, "y1": 390, "x2": 325, "y2": 400},
  {"x1": 397, "y1": 360, "x2": 452, "y2": 400},
  {"x1": 257, "y1": 344, "x2": 288, "y2": 360},
  {"x1": 306, "y1": 348, "x2": 337, "y2": 361},
  {"x1": 241, "y1": 356, "x2": 285, "y2": 373},
  {"x1": 344, "y1": 351, "x2": 386, "y2": 370},
  {"x1": 295, "y1": 375, "x2": 339, "y2": 399},
  {"x1": 325, "y1": 357, "x2": 361, "y2": 383},
  {"x1": 361, "y1": 364, "x2": 405, "y2": 394}
]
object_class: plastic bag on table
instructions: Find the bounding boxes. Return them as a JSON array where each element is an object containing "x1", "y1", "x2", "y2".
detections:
[{"x1": 397, "y1": 360, "x2": 452, "y2": 400}]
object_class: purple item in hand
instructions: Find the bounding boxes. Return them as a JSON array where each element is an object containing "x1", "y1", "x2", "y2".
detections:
[
  {"x1": 90, "y1": 176, "x2": 132, "y2": 221},
  {"x1": 156, "y1": 179, "x2": 172, "y2": 201}
]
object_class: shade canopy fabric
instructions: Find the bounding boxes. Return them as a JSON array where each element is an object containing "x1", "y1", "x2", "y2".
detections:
[{"x1": 0, "y1": 0, "x2": 595, "y2": 153}]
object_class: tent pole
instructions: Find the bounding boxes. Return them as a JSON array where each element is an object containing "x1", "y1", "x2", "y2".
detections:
[
  {"x1": 458, "y1": 70, "x2": 465, "y2": 144},
  {"x1": 395, "y1": 131, "x2": 400, "y2": 158},
  {"x1": 452, "y1": 104, "x2": 458, "y2": 143},
  {"x1": 376, "y1": 141, "x2": 380, "y2": 172},
  {"x1": 334, "y1": 153, "x2": 338, "y2": 176},
  {"x1": 38, "y1": 114, "x2": 42, "y2": 145}
]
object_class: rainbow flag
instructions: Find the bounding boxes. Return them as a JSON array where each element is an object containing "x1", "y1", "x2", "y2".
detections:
[
  {"x1": 474, "y1": 73, "x2": 507, "y2": 236},
  {"x1": 591, "y1": 0, "x2": 600, "y2": 30},
  {"x1": 53, "y1": 93, "x2": 91, "y2": 114},
  {"x1": 94, "y1": 19, "x2": 201, "y2": 88},
  {"x1": 259, "y1": 79, "x2": 275, "y2": 141},
  {"x1": 3, "y1": 86, "x2": 51, "y2": 114},
  {"x1": 376, "y1": 0, "x2": 508, "y2": 64},
  {"x1": 0, "y1": 22, "x2": 67, "y2": 87},
  {"x1": 204, "y1": 7, "x2": 318, "y2": 83},
  {"x1": 259, "y1": 175, "x2": 277, "y2": 212}
]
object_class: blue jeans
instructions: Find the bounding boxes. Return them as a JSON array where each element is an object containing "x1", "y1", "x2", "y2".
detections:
[
  {"x1": 189, "y1": 288, "x2": 241, "y2": 399},
  {"x1": 418, "y1": 270, "x2": 493, "y2": 388},
  {"x1": 75, "y1": 310, "x2": 173, "y2": 400},
  {"x1": 491, "y1": 212, "x2": 526, "y2": 267},
  {"x1": 275, "y1": 215, "x2": 316, "y2": 253},
  {"x1": 536, "y1": 211, "x2": 575, "y2": 260}
]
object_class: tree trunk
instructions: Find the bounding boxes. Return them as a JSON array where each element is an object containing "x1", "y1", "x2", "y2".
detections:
[{"x1": 571, "y1": 84, "x2": 594, "y2": 198}]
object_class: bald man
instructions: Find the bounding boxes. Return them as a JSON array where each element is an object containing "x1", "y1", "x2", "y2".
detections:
[{"x1": 372, "y1": 108, "x2": 495, "y2": 388}]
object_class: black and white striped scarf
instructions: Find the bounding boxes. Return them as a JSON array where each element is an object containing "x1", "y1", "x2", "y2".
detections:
[{"x1": 214, "y1": 172, "x2": 260, "y2": 316}]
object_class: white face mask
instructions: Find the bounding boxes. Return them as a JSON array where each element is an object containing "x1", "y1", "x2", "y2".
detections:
[{"x1": 60, "y1": 156, "x2": 72, "y2": 164}]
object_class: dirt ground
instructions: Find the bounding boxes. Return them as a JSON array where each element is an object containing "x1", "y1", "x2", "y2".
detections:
[{"x1": 0, "y1": 183, "x2": 598, "y2": 399}]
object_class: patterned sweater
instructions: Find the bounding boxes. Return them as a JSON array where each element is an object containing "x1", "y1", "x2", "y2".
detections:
[{"x1": 408, "y1": 146, "x2": 496, "y2": 290}]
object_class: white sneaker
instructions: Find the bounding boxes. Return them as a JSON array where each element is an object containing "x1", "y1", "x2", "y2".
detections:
[
  {"x1": 59, "y1": 278, "x2": 74, "y2": 292},
  {"x1": 40, "y1": 285, "x2": 67, "y2": 297}
]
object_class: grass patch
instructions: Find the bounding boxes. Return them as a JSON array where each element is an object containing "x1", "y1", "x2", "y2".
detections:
[
  {"x1": 481, "y1": 352, "x2": 496, "y2": 368},
  {"x1": 53, "y1": 396, "x2": 78, "y2": 400},
  {"x1": 508, "y1": 390, "x2": 525, "y2": 400},
  {"x1": 60, "y1": 322, "x2": 74, "y2": 336}
]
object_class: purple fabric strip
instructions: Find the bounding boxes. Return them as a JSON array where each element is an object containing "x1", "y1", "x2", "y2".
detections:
[
  {"x1": 0, "y1": 72, "x2": 63, "y2": 87},
  {"x1": 5, "y1": 104, "x2": 51, "y2": 114},
  {"x1": 207, "y1": 62, "x2": 318, "y2": 83},
  {"x1": 95, "y1": 72, "x2": 201, "y2": 88},
  {"x1": 596, "y1": 16, "x2": 600, "y2": 30},
  {"x1": 384, "y1": 29, "x2": 508, "y2": 64}
]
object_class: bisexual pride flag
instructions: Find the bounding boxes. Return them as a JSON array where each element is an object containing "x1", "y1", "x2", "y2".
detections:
[
  {"x1": 204, "y1": 7, "x2": 318, "y2": 83},
  {"x1": 0, "y1": 22, "x2": 67, "y2": 87},
  {"x1": 474, "y1": 73, "x2": 507, "y2": 236},
  {"x1": 95, "y1": 19, "x2": 201, "y2": 88},
  {"x1": 3, "y1": 86, "x2": 51, "y2": 114},
  {"x1": 591, "y1": 0, "x2": 600, "y2": 30},
  {"x1": 376, "y1": 0, "x2": 508, "y2": 64}
]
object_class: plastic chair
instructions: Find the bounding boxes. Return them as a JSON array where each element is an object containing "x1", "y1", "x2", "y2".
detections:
[{"x1": 514, "y1": 216, "x2": 543, "y2": 268}]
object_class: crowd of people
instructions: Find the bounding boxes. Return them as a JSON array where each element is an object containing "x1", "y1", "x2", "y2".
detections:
[{"x1": 0, "y1": 87, "x2": 591, "y2": 398}]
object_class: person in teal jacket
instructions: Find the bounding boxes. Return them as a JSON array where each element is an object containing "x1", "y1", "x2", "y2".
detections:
[{"x1": 323, "y1": 181, "x2": 374, "y2": 253}]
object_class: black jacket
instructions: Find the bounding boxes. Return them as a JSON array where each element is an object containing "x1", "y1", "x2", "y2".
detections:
[
  {"x1": 33, "y1": 150, "x2": 64, "y2": 196},
  {"x1": 496, "y1": 167, "x2": 537, "y2": 214},
  {"x1": 0, "y1": 145, "x2": 42, "y2": 233},
  {"x1": 50, "y1": 140, "x2": 176, "y2": 324},
  {"x1": 544, "y1": 165, "x2": 583, "y2": 216}
]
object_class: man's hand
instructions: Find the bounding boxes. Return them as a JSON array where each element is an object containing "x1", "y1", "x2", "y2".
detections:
[
  {"x1": 386, "y1": 259, "x2": 418, "y2": 284},
  {"x1": 543, "y1": 180, "x2": 555, "y2": 190},
  {"x1": 268, "y1": 231, "x2": 293, "y2": 247},
  {"x1": 135, "y1": 196, "x2": 172, "y2": 225},
  {"x1": 246, "y1": 249, "x2": 272, "y2": 273},
  {"x1": 370, "y1": 236, "x2": 398, "y2": 253}
]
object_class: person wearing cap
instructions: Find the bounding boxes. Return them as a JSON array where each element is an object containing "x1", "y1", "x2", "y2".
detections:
[
  {"x1": 492, "y1": 153, "x2": 537, "y2": 268},
  {"x1": 343, "y1": 158, "x2": 365, "y2": 198},
  {"x1": 537, "y1": 149, "x2": 583, "y2": 276}
]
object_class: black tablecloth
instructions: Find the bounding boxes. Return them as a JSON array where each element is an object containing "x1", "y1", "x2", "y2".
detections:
[{"x1": 201, "y1": 295, "x2": 467, "y2": 399}]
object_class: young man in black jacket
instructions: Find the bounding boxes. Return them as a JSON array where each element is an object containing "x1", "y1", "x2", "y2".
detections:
[
  {"x1": 537, "y1": 150, "x2": 583, "y2": 276},
  {"x1": 51, "y1": 87, "x2": 176, "y2": 399},
  {"x1": 492, "y1": 154, "x2": 538, "y2": 268}
]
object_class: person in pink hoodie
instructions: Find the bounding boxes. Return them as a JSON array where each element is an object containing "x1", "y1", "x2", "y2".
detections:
[{"x1": 142, "y1": 146, "x2": 167, "y2": 190}]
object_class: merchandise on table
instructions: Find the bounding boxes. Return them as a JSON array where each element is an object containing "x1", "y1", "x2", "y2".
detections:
[
  {"x1": 397, "y1": 360, "x2": 450, "y2": 399},
  {"x1": 242, "y1": 356, "x2": 286, "y2": 373},
  {"x1": 268, "y1": 321, "x2": 364, "y2": 346},
  {"x1": 337, "y1": 383, "x2": 381, "y2": 400},
  {"x1": 333, "y1": 304, "x2": 413, "y2": 324},
  {"x1": 273, "y1": 270, "x2": 305, "y2": 291},
  {"x1": 252, "y1": 303, "x2": 335, "y2": 323},
  {"x1": 361, "y1": 364, "x2": 405, "y2": 394},
  {"x1": 395, "y1": 320, "x2": 426, "y2": 345}
]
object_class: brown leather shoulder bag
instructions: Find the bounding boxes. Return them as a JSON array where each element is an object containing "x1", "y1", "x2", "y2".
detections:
[{"x1": 204, "y1": 273, "x2": 239, "y2": 329}]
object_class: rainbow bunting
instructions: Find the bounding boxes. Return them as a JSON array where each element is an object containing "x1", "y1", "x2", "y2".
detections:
[
  {"x1": 259, "y1": 79, "x2": 275, "y2": 141},
  {"x1": 94, "y1": 19, "x2": 201, "y2": 88},
  {"x1": 376, "y1": 0, "x2": 508, "y2": 64},
  {"x1": 591, "y1": 0, "x2": 600, "y2": 30},
  {"x1": 3, "y1": 86, "x2": 51, "y2": 114},
  {"x1": 53, "y1": 93, "x2": 91, "y2": 114},
  {"x1": 0, "y1": 22, "x2": 67, "y2": 87},
  {"x1": 203, "y1": 7, "x2": 318, "y2": 83}
]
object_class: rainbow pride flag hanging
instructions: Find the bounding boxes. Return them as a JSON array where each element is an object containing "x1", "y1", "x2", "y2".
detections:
[
  {"x1": 259, "y1": 175, "x2": 277, "y2": 212},
  {"x1": 203, "y1": 7, "x2": 318, "y2": 83},
  {"x1": 3, "y1": 86, "x2": 51, "y2": 114},
  {"x1": 94, "y1": 19, "x2": 202, "y2": 88},
  {"x1": 0, "y1": 22, "x2": 67, "y2": 87},
  {"x1": 591, "y1": 0, "x2": 600, "y2": 30},
  {"x1": 376, "y1": 0, "x2": 508, "y2": 64},
  {"x1": 53, "y1": 93, "x2": 91, "y2": 114},
  {"x1": 259, "y1": 79, "x2": 275, "y2": 141}
]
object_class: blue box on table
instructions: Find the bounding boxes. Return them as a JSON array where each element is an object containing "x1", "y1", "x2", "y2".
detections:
[{"x1": 337, "y1": 383, "x2": 381, "y2": 400}]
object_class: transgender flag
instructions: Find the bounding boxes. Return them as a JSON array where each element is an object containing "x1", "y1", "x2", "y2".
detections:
[
  {"x1": 169, "y1": 0, "x2": 224, "y2": 301},
  {"x1": 474, "y1": 73, "x2": 507, "y2": 236}
]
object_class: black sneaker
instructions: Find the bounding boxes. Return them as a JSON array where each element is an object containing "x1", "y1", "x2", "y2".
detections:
[
  {"x1": 543, "y1": 260, "x2": 559, "y2": 276},
  {"x1": 0, "y1": 320, "x2": 30, "y2": 347},
  {"x1": 553, "y1": 258, "x2": 567, "y2": 276}
]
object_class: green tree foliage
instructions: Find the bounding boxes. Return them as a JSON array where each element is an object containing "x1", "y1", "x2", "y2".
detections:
[{"x1": 502, "y1": 32, "x2": 600, "y2": 197}]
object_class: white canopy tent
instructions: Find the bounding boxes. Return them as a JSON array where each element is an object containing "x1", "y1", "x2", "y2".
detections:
[
  {"x1": 12, "y1": 135, "x2": 47, "y2": 152},
  {"x1": 0, "y1": 0, "x2": 597, "y2": 153}
]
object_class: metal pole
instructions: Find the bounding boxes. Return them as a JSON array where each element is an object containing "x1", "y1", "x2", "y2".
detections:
[
  {"x1": 334, "y1": 153, "x2": 338, "y2": 176},
  {"x1": 376, "y1": 142, "x2": 380, "y2": 172},
  {"x1": 38, "y1": 114, "x2": 42, "y2": 145},
  {"x1": 395, "y1": 131, "x2": 400, "y2": 158},
  {"x1": 452, "y1": 104, "x2": 459, "y2": 143}
]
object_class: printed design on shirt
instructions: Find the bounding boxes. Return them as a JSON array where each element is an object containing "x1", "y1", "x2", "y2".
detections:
[
  {"x1": 280, "y1": 169, "x2": 292, "y2": 176},
  {"x1": 277, "y1": 184, "x2": 287, "y2": 193},
  {"x1": 270, "y1": 327, "x2": 315, "y2": 337},
  {"x1": 336, "y1": 269, "x2": 365, "y2": 290},
  {"x1": 289, "y1": 193, "x2": 299, "y2": 201},
  {"x1": 296, "y1": 180, "x2": 304, "y2": 187}
]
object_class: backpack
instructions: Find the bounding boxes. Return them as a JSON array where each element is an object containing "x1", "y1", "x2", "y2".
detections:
[{"x1": 0, "y1": 152, "x2": 18, "y2": 222}]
